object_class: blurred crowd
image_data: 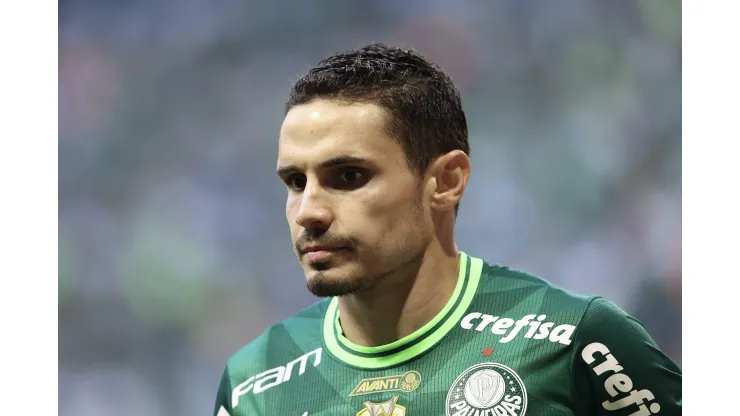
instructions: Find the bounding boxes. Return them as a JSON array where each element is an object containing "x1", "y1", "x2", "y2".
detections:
[{"x1": 58, "y1": 1, "x2": 681, "y2": 415}]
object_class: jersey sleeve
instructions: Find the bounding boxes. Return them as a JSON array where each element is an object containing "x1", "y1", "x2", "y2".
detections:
[
  {"x1": 213, "y1": 366, "x2": 233, "y2": 416},
  {"x1": 571, "y1": 297, "x2": 682, "y2": 415}
]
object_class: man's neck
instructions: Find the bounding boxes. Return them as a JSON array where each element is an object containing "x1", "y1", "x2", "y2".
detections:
[{"x1": 336, "y1": 242, "x2": 460, "y2": 347}]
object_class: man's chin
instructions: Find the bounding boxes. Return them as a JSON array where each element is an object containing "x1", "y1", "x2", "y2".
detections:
[{"x1": 305, "y1": 270, "x2": 366, "y2": 298}]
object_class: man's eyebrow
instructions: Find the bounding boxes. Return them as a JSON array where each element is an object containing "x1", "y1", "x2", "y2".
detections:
[
  {"x1": 276, "y1": 156, "x2": 368, "y2": 177},
  {"x1": 319, "y1": 156, "x2": 368, "y2": 169}
]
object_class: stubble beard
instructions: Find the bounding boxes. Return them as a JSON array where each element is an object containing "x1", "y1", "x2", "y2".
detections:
[
  {"x1": 304, "y1": 243, "x2": 426, "y2": 298},
  {"x1": 305, "y1": 266, "x2": 379, "y2": 298}
]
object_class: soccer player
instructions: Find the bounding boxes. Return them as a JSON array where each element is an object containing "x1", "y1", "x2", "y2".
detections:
[{"x1": 213, "y1": 44, "x2": 682, "y2": 415}]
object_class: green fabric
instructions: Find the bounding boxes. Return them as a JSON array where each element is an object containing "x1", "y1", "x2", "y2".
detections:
[{"x1": 213, "y1": 253, "x2": 681, "y2": 415}]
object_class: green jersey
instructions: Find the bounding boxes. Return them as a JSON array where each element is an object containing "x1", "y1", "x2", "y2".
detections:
[{"x1": 214, "y1": 252, "x2": 681, "y2": 415}]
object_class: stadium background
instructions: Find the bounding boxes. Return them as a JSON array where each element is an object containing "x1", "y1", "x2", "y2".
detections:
[{"x1": 58, "y1": 1, "x2": 681, "y2": 414}]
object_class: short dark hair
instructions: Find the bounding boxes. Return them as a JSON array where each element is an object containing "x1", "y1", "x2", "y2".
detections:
[{"x1": 286, "y1": 44, "x2": 469, "y2": 214}]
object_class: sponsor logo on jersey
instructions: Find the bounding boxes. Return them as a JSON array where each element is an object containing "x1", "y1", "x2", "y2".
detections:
[
  {"x1": 460, "y1": 313, "x2": 576, "y2": 345},
  {"x1": 231, "y1": 347, "x2": 322, "y2": 408},
  {"x1": 357, "y1": 395, "x2": 406, "y2": 416},
  {"x1": 446, "y1": 363, "x2": 527, "y2": 416},
  {"x1": 582, "y1": 342, "x2": 662, "y2": 415},
  {"x1": 349, "y1": 371, "x2": 422, "y2": 397}
]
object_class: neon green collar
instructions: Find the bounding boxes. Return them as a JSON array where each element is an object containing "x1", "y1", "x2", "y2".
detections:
[{"x1": 322, "y1": 251, "x2": 483, "y2": 369}]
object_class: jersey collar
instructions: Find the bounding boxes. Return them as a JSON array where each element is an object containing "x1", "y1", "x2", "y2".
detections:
[{"x1": 321, "y1": 251, "x2": 483, "y2": 369}]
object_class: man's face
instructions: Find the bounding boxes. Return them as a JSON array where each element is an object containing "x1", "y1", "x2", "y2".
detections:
[{"x1": 277, "y1": 99, "x2": 432, "y2": 297}]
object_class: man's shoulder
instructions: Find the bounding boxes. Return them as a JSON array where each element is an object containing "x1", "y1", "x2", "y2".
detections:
[
  {"x1": 226, "y1": 298, "x2": 330, "y2": 369},
  {"x1": 475, "y1": 256, "x2": 596, "y2": 308},
  {"x1": 470, "y1": 255, "x2": 649, "y2": 343}
]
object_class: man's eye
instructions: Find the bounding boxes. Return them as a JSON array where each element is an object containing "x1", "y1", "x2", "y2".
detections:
[
  {"x1": 287, "y1": 175, "x2": 307, "y2": 190},
  {"x1": 340, "y1": 170, "x2": 362, "y2": 183}
]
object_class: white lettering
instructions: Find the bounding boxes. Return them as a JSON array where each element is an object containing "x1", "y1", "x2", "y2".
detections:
[
  {"x1": 504, "y1": 395, "x2": 522, "y2": 405},
  {"x1": 582, "y1": 342, "x2": 661, "y2": 414},
  {"x1": 501, "y1": 398, "x2": 522, "y2": 415},
  {"x1": 491, "y1": 318, "x2": 515, "y2": 335},
  {"x1": 581, "y1": 342, "x2": 609, "y2": 364},
  {"x1": 476, "y1": 315, "x2": 499, "y2": 332},
  {"x1": 602, "y1": 389, "x2": 656, "y2": 411},
  {"x1": 500, "y1": 315, "x2": 536, "y2": 343},
  {"x1": 253, "y1": 367, "x2": 285, "y2": 393},
  {"x1": 231, "y1": 376, "x2": 254, "y2": 407},
  {"x1": 605, "y1": 373, "x2": 633, "y2": 397},
  {"x1": 460, "y1": 313, "x2": 575, "y2": 345},
  {"x1": 532, "y1": 322, "x2": 553, "y2": 340},
  {"x1": 524, "y1": 315, "x2": 547, "y2": 338},
  {"x1": 461, "y1": 312, "x2": 482, "y2": 330},
  {"x1": 593, "y1": 353, "x2": 623, "y2": 376},
  {"x1": 284, "y1": 348, "x2": 322, "y2": 382},
  {"x1": 548, "y1": 324, "x2": 575, "y2": 345},
  {"x1": 232, "y1": 348, "x2": 323, "y2": 408}
]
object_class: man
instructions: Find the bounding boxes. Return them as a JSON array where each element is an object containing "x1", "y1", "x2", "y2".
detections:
[{"x1": 213, "y1": 44, "x2": 681, "y2": 415}]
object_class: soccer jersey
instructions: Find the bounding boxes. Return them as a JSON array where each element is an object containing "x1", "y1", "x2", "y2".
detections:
[{"x1": 213, "y1": 252, "x2": 681, "y2": 415}]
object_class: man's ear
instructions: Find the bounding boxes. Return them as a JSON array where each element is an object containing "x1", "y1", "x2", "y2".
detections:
[{"x1": 428, "y1": 150, "x2": 470, "y2": 213}]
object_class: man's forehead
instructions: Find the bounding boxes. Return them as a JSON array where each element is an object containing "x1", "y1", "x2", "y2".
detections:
[
  {"x1": 280, "y1": 100, "x2": 387, "y2": 139},
  {"x1": 277, "y1": 100, "x2": 400, "y2": 166}
]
